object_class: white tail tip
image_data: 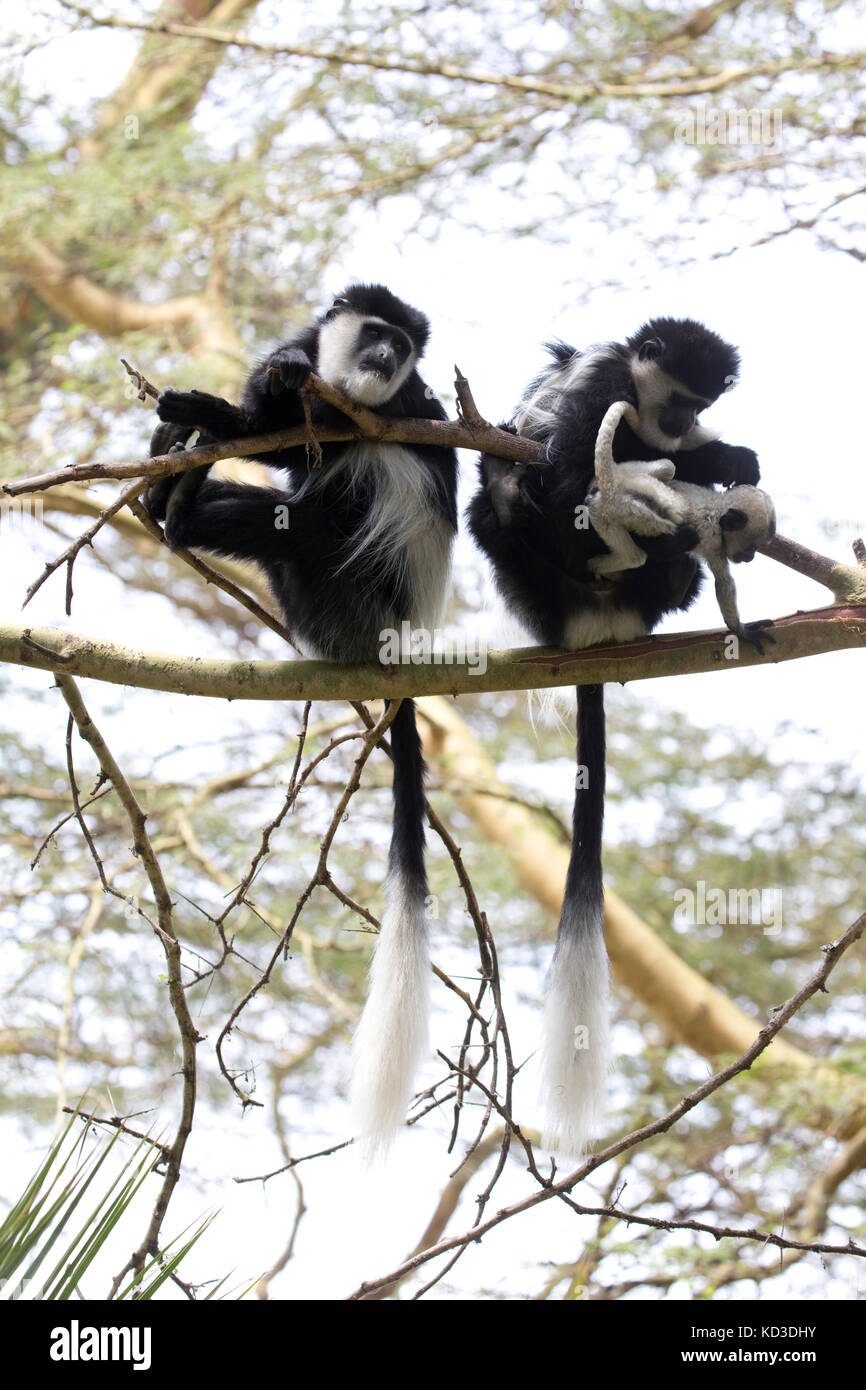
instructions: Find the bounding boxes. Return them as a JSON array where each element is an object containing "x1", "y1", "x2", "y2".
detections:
[
  {"x1": 350, "y1": 873, "x2": 430, "y2": 1159},
  {"x1": 539, "y1": 921, "x2": 611, "y2": 1159}
]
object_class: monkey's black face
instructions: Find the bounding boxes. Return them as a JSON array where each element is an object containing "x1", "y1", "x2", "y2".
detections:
[
  {"x1": 317, "y1": 310, "x2": 418, "y2": 405},
  {"x1": 657, "y1": 391, "x2": 705, "y2": 441},
  {"x1": 356, "y1": 320, "x2": 412, "y2": 383},
  {"x1": 630, "y1": 358, "x2": 715, "y2": 450}
]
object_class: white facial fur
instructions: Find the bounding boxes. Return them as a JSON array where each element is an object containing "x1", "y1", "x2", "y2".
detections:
[
  {"x1": 629, "y1": 355, "x2": 720, "y2": 452},
  {"x1": 316, "y1": 311, "x2": 418, "y2": 406}
]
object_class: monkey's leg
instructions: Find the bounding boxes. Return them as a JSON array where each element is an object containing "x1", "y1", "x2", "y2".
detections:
[
  {"x1": 150, "y1": 475, "x2": 327, "y2": 561},
  {"x1": 674, "y1": 441, "x2": 760, "y2": 487},
  {"x1": 589, "y1": 522, "x2": 648, "y2": 575}
]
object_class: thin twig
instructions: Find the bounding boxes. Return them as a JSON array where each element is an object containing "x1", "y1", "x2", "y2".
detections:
[{"x1": 55, "y1": 674, "x2": 202, "y2": 1295}]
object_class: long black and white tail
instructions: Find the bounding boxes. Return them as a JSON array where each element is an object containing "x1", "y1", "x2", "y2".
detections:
[
  {"x1": 350, "y1": 697, "x2": 430, "y2": 1155},
  {"x1": 540, "y1": 682, "x2": 611, "y2": 1157}
]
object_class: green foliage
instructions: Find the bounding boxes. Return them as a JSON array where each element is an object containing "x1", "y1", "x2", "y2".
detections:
[{"x1": 0, "y1": 1111, "x2": 221, "y2": 1300}]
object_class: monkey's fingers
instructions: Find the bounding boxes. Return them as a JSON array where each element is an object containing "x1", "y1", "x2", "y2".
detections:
[{"x1": 266, "y1": 347, "x2": 312, "y2": 395}]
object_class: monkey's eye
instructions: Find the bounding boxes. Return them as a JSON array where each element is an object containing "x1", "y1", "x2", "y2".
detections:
[
  {"x1": 363, "y1": 324, "x2": 382, "y2": 342},
  {"x1": 391, "y1": 336, "x2": 409, "y2": 362},
  {"x1": 670, "y1": 392, "x2": 701, "y2": 412}
]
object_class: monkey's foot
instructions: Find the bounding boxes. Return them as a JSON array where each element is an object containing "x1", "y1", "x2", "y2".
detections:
[{"x1": 737, "y1": 619, "x2": 776, "y2": 655}]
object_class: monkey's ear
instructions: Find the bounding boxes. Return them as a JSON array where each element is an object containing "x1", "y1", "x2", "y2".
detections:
[
  {"x1": 638, "y1": 337, "x2": 666, "y2": 362},
  {"x1": 719, "y1": 507, "x2": 748, "y2": 532}
]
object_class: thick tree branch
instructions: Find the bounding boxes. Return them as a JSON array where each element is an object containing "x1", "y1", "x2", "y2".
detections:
[
  {"x1": 763, "y1": 533, "x2": 866, "y2": 603},
  {"x1": 74, "y1": 0, "x2": 262, "y2": 155},
  {"x1": 7, "y1": 241, "x2": 206, "y2": 337},
  {"x1": 2, "y1": 606, "x2": 864, "y2": 701}
]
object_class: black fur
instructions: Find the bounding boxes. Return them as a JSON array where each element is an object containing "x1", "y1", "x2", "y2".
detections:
[{"x1": 627, "y1": 317, "x2": 740, "y2": 402}]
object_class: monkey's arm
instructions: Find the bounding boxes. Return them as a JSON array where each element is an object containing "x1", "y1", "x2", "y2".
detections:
[
  {"x1": 706, "y1": 549, "x2": 744, "y2": 636},
  {"x1": 702, "y1": 542, "x2": 775, "y2": 653}
]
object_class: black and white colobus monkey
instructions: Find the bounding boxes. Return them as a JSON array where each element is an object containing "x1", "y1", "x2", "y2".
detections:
[
  {"x1": 467, "y1": 318, "x2": 760, "y2": 1156},
  {"x1": 143, "y1": 284, "x2": 458, "y2": 1153}
]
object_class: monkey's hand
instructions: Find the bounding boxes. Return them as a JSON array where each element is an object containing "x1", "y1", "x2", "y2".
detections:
[
  {"x1": 157, "y1": 388, "x2": 245, "y2": 438},
  {"x1": 636, "y1": 523, "x2": 701, "y2": 559},
  {"x1": 717, "y1": 445, "x2": 760, "y2": 488},
  {"x1": 480, "y1": 444, "x2": 544, "y2": 527},
  {"x1": 265, "y1": 346, "x2": 313, "y2": 395}
]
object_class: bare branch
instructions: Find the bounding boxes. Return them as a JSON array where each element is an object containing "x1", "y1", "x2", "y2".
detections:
[
  {"x1": 3, "y1": 605, "x2": 865, "y2": 703},
  {"x1": 2, "y1": 379, "x2": 541, "y2": 498}
]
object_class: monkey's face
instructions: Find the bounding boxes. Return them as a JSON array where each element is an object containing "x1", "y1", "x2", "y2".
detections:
[
  {"x1": 719, "y1": 487, "x2": 776, "y2": 562},
  {"x1": 630, "y1": 353, "x2": 715, "y2": 451},
  {"x1": 318, "y1": 311, "x2": 418, "y2": 405}
]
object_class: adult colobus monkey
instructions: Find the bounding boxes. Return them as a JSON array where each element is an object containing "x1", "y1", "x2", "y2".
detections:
[
  {"x1": 467, "y1": 318, "x2": 760, "y2": 1156},
  {"x1": 144, "y1": 284, "x2": 458, "y2": 1152}
]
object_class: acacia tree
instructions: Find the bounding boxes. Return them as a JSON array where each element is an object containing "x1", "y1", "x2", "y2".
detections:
[{"x1": 0, "y1": 0, "x2": 865, "y2": 1300}]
